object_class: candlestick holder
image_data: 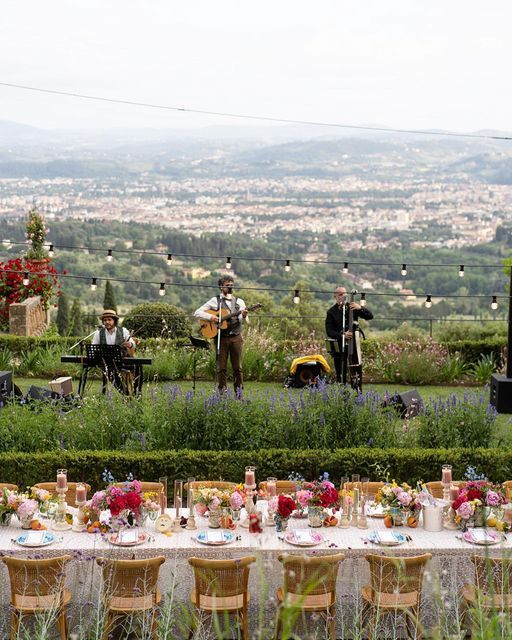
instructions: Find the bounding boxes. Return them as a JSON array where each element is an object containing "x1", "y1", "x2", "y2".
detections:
[
  {"x1": 442, "y1": 484, "x2": 459, "y2": 530},
  {"x1": 185, "y1": 477, "x2": 196, "y2": 530},
  {"x1": 240, "y1": 485, "x2": 256, "y2": 528},
  {"x1": 53, "y1": 486, "x2": 72, "y2": 531},
  {"x1": 72, "y1": 498, "x2": 87, "y2": 532}
]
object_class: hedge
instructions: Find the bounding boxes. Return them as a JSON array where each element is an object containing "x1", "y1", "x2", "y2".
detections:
[{"x1": 3, "y1": 448, "x2": 512, "y2": 496}]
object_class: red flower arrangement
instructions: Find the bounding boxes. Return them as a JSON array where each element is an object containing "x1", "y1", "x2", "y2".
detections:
[
  {"x1": 276, "y1": 494, "x2": 297, "y2": 519},
  {"x1": 0, "y1": 257, "x2": 63, "y2": 329},
  {"x1": 89, "y1": 480, "x2": 143, "y2": 524}
]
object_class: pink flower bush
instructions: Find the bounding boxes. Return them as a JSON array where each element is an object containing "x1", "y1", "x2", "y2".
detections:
[{"x1": 456, "y1": 501, "x2": 475, "y2": 520}]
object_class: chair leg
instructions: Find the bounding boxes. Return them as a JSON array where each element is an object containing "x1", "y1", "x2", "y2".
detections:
[
  {"x1": 328, "y1": 605, "x2": 336, "y2": 640},
  {"x1": 57, "y1": 610, "x2": 67, "y2": 640},
  {"x1": 10, "y1": 610, "x2": 20, "y2": 640},
  {"x1": 274, "y1": 605, "x2": 282, "y2": 640},
  {"x1": 241, "y1": 608, "x2": 249, "y2": 640}
]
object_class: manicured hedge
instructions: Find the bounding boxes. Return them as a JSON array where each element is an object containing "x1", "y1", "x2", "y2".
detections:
[{"x1": 3, "y1": 448, "x2": 512, "y2": 495}]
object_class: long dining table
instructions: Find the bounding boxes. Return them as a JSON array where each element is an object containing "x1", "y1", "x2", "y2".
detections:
[{"x1": 0, "y1": 503, "x2": 507, "y2": 638}]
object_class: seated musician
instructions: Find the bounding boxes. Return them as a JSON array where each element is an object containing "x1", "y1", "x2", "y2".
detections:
[
  {"x1": 194, "y1": 276, "x2": 248, "y2": 394},
  {"x1": 325, "y1": 286, "x2": 373, "y2": 390},
  {"x1": 92, "y1": 309, "x2": 136, "y2": 394}
]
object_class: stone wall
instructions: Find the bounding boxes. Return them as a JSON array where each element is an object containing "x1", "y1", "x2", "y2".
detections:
[{"x1": 9, "y1": 296, "x2": 48, "y2": 336}]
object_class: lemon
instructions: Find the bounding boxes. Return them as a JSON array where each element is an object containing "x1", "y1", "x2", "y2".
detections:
[{"x1": 486, "y1": 516, "x2": 497, "y2": 527}]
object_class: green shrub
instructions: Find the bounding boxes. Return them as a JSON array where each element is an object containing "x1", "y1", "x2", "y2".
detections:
[
  {"x1": 123, "y1": 302, "x2": 191, "y2": 338},
  {"x1": 1, "y1": 447, "x2": 512, "y2": 494},
  {"x1": 470, "y1": 353, "x2": 499, "y2": 384}
]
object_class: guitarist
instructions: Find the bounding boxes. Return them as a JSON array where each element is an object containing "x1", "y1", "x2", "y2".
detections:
[
  {"x1": 92, "y1": 309, "x2": 137, "y2": 395},
  {"x1": 194, "y1": 276, "x2": 248, "y2": 393},
  {"x1": 325, "y1": 286, "x2": 373, "y2": 390}
]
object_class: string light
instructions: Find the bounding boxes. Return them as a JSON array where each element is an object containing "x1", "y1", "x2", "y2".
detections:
[
  {"x1": 293, "y1": 289, "x2": 300, "y2": 304},
  {"x1": 284, "y1": 260, "x2": 291, "y2": 272},
  {"x1": 225, "y1": 257, "x2": 232, "y2": 270},
  {"x1": 491, "y1": 296, "x2": 498, "y2": 310},
  {"x1": 22, "y1": 272, "x2": 29, "y2": 286},
  {"x1": 48, "y1": 244, "x2": 54, "y2": 258},
  {"x1": 425, "y1": 295, "x2": 432, "y2": 309},
  {"x1": 90, "y1": 277, "x2": 97, "y2": 291},
  {"x1": 360, "y1": 293, "x2": 367, "y2": 307},
  {"x1": 401, "y1": 264, "x2": 407, "y2": 277},
  {"x1": 342, "y1": 262, "x2": 348, "y2": 274},
  {"x1": 106, "y1": 249, "x2": 113, "y2": 262},
  {"x1": 159, "y1": 283, "x2": 166, "y2": 297},
  {"x1": 167, "y1": 253, "x2": 172, "y2": 266},
  {"x1": 459, "y1": 265, "x2": 465, "y2": 277}
]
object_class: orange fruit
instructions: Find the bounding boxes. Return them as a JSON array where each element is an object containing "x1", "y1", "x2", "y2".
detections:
[
  {"x1": 407, "y1": 515, "x2": 418, "y2": 528},
  {"x1": 384, "y1": 515, "x2": 393, "y2": 528},
  {"x1": 30, "y1": 520, "x2": 40, "y2": 530}
]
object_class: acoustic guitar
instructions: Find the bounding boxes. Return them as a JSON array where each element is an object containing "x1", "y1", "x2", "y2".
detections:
[{"x1": 199, "y1": 303, "x2": 263, "y2": 339}]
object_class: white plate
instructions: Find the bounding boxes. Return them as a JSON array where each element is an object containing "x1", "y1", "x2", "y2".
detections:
[
  {"x1": 367, "y1": 531, "x2": 406, "y2": 546},
  {"x1": 15, "y1": 531, "x2": 56, "y2": 547},
  {"x1": 284, "y1": 530, "x2": 323, "y2": 547},
  {"x1": 195, "y1": 530, "x2": 234, "y2": 546},
  {"x1": 109, "y1": 531, "x2": 149, "y2": 547},
  {"x1": 366, "y1": 503, "x2": 385, "y2": 518},
  {"x1": 463, "y1": 530, "x2": 501, "y2": 546}
]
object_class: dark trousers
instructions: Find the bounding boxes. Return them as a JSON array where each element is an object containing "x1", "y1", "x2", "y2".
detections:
[
  {"x1": 217, "y1": 334, "x2": 243, "y2": 392},
  {"x1": 333, "y1": 352, "x2": 363, "y2": 392}
]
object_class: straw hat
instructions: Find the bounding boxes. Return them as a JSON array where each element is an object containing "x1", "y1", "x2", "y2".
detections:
[{"x1": 99, "y1": 309, "x2": 120, "y2": 321}]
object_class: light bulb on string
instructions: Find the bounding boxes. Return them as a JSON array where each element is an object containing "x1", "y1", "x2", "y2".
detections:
[
  {"x1": 167, "y1": 254, "x2": 172, "y2": 266},
  {"x1": 225, "y1": 257, "x2": 232, "y2": 270},
  {"x1": 48, "y1": 244, "x2": 54, "y2": 258},
  {"x1": 360, "y1": 293, "x2": 366, "y2": 307},
  {"x1": 491, "y1": 296, "x2": 498, "y2": 310},
  {"x1": 284, "y1": 260, "x2": 291, "y2": 272},
  {"x1": 90, "y1": 278, "x2": 97, "y2": 291},
  {"x1": 401, "y1": 264, "x2": 407, "y2": 277},
  {"x1": 425, "y1": 295, "x2": 432, "y2": 309},
  {"x1": 106, "y1": 249, "x2": 113, "y2": 262},
  {"x1": 22, "y1": 272, "x2": 29, "y2": 286},
  {"x1": 293, "y1": 289, "x2": 300, "y2": 304},
  {"x1": 159, "y1": 283, "x2": 166, "y2": 297},
  {"x1": 342, "y1": 262, "x2": 348, "y2": 274},
  {"x1": 459, "y1": 265, "x2": 465, "y2": 277}
]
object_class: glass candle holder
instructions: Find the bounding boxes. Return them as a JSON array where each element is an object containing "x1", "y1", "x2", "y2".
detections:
[
  {"x1": 266, "y1": 477, "x2": 277, "y2": 497},
  {"x1": 174, "y1": 479, "x2": 184, "y2": 518},
  {"x1": 56, "y1": 469, "x2": 68, "y2": 490},
  {"x1": 187, "y1": 477, "x2": 195, "y2": 516},
  {"x1": 441, "y1": 464, "x2": 452, "y2": 486},
  {"x1": 158, "y1": 477, "x2": 168, "y2": 514},
  {"x1": 245, "y1": 466, "x2": 256, "y2": 488}
]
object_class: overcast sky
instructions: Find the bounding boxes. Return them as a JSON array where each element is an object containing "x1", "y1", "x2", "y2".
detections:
[{"x1": 0, "y1": 0, "x2": 510, "y2": 133}]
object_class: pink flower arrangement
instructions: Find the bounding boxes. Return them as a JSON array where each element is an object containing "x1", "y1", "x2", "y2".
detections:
[
  {"x1": 88, "y1": 480, "x2": 143, "y2": 519},
  {"x1": 299, "y1": 480, "x2": 339, "y2": 509},
  {"x1": 17, "y1": 498, "x2": 38, "y2": 520}
]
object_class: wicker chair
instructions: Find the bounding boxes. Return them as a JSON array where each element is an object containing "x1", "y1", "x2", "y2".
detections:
[
  {"x1": 275, "y1": 552, "x2": 345, "y2": 640},
  {"x1": 343, "y1": 481, "x2": 384, "y2": 499},
  {"x1": 188, "y1": 555, "x2": 256, "y2": 640},
  {"x1": 462, "y1": 555, "x2": 512, "y2": 634},
  {"x1": 3, "y1": 554, "x2": 72, "y2": 640},
  {"x1": 424, "y1": 481, "x2": 467, "y2": 499},
  {"x1": 32, "y1": 482, "x2": 91, "y2": 507},
  {"x1": 259, "y1": 480, "x2": 300, "y2": 495},
  {"x1": 502, "y1": 481, "x2": 512, "y2": 501},
  {"x1": 114, "y1": 481, "x2": 164, "y2": 494},
  {"x1": 184, "y1": 481, "x2": 237, "y2": 492},
  {"x1": 362, "y1": 553, "x2": 432, "y2": 639},
  {"x1": 96, "y1": 556, "x2": 166, "y2": 640},
  {"x1": 0, "y1": 482, "x2": 18, "y2": 492}
]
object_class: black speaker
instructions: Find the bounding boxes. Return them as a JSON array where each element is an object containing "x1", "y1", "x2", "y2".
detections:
[
  {"x1": 294, "y1": 363, "x2": 322, "y2": 388},
  {"x1": 0, "y1": 371, "x2": 12, "y2": 397},
  {"x1": 385, "y1": 389, "x2": 423, "y2": 418},
  {"x1": 25, "y1": 386, "x2": 58, "y2": 403},
  {"x1": 490, "y1": 374, "x2": 512, "y2": 414}
]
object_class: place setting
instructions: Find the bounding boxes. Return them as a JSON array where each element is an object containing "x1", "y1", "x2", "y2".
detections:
[
  {"x1": 12, "y1": 531, "x2": 63, "y2": 548},
  {"x1": 194, "y1": 530, "x2": 236, "y2": 546},
  {"x1": 108, "y1": 528, "x2": 151, "y2": 547},
  {"x1": 282, "y1": 529, "x2": 323, "y2": 547},
  {"x1": 366, "y1": 530, "x2": 410, "y2": 547}
]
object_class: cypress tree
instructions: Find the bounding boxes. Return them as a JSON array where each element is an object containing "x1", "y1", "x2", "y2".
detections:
[
  {"x1": 56, "y1": 293, "x2": 70, "y2": 336},
  {"x1": 103, "y1": 280, "x2": 117, "y2": 312},
  {"x1": 69, "y1": 298, "x2": 84, "y2": 336}
]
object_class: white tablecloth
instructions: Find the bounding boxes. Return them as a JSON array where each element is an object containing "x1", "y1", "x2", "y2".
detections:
[{"x1": 0, "y1": 505, "x2": 506, "y2": 638}]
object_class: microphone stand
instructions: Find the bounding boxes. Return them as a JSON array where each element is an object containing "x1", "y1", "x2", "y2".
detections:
[{"x1": 69, "y1": 330, "x2": 97, "y2": 354}]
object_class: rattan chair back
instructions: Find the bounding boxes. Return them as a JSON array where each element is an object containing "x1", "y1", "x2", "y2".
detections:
[{"x1": 33, "y1": 482, "x2": 91, "y2": 507}]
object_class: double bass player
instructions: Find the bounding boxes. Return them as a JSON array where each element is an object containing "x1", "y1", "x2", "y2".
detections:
[{"x1": 325, "y1": 286, "x2": 373, "y2": 390}]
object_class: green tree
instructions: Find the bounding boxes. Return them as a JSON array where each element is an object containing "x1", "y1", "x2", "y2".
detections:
[
  {"x1": 56, "y1": 293, "x2": 70, "y2": 336},
  {"x1": 103, "y1": 280, "x2": 117, "y2": 312},
  {"x1": 69, "y1": 298, "x2": 84, "y2": 336},
  {"x1": 123, "y1": 302, "x2": 191, "y2": 338}
]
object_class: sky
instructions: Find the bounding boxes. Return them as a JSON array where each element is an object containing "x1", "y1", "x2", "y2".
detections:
[{"x1": 0, "y1": 0, "x2": 510, "y2": 133}]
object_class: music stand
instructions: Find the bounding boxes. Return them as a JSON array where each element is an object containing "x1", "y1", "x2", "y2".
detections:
[
  {"x1": 188, "y1": 335, "x2": 210, "y2": 392},
  {"x1": 84, "y1": 345, "x2": 124, "y2": 395}
]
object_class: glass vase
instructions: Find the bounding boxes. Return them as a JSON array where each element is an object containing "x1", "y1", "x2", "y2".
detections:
[
  {"x1": 209, "y1": 508, "x2": 221, "y2": 529},
  {"x1": 0, "y1": 512, "x2": 13, "y2": 526},
  {"x1": 389, "y1": 507, "x2": 404, "y2": 526},
  {"x1": 308, "y1": 506, "x2": 324, "y2": 528}
]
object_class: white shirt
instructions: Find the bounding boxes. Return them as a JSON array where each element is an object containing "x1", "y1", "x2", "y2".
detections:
[
  {"x1": 92, "y1": 326, "x2": 134, "y2": 347},
  {"x1": 194, "y1": 294, "x2": 247, "y2": 322}
]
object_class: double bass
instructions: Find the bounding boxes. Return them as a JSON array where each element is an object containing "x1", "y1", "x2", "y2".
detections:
[{"x1": 347, "y1": 290, "x2": 363, "y2": 391}]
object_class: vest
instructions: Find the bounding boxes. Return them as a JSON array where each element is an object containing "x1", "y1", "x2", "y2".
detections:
[
  {"x1": 217, "y1": 295, "x2": 241, "y2": 336},
  {"x1": 99, "y1": 327, "x2": 125, "y2": 346}
]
